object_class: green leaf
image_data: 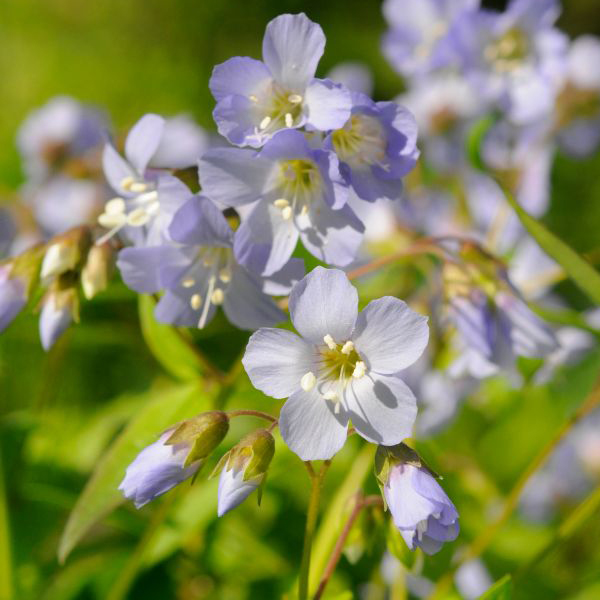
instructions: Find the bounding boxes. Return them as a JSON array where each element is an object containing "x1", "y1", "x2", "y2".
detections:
[
  {"x1": 481, "y1": 575, "x2": 512, "y2": 600},
  {"x1": 138, "y1": 295, "x2": 205, "y2": 381},
  {"x1": 502, "y1": 192, "x2": 600, "y2": 305},
  {"x1": 58, "y1": 382, "x2": 207, "y2": 563}
]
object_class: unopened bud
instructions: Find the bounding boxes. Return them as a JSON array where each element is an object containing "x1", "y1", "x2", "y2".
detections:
[
  {"x1": 41, "y1": 226, "x2": 92, "y2": 280},
  {"x1": 39, "y1": 276, "x2": 80, "y2": 350},
  {"x1": 213, "y1": 429, "x2": 275, "y2": 516},
  {"x1": 81, "y1": 243, "x2": 114, "y2": 299}
]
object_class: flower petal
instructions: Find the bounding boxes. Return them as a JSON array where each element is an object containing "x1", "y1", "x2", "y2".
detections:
[
  {"x1": 117, "y1": 246, "x2": 183, "y2": 294},
  {"x1": 279, "y1": 387, "x2": 348, "y2": 460},
  {"x1": 352, "y1": 297, "x2": 429, "y2": 374},
  {"x1": 289, "y1": 267, "x2": 358, "y2": 344},
  {"x1": 102, "y1": 143, "x2": 137, "y2": 195},
  {"x1": 262, "y1": 13, "x2": 325, "y2": 90},
  {"x1": 210, "y1": 56, "x2": 273, "y2": 101},
  {"x1": 242, "y1": 328, "x2": 315, "y2": 399},
  {"x1": 304, "y1": 78, "x2": 352, "y2": 131},
  {"x1": 344, "y1": 373, "x2": 417, "y2": 445},
  {"x1": 125, "y1": 114, "x2": 165, "y2": 174},
  {"x1": 169, "y1": 196, "x2": 233, "y2": 247}
]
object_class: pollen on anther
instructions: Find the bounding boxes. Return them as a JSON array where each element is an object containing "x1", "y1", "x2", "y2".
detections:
[
  {"x1": 211, "y1": 288, "x2": 225, "y2": 305},
  {"x1": 218, "y1": 268, "x2": 231, "y2": 283},
  {"x1": 120, "y1": 176, "x2": 135, "y2": 191},
  {"x1": 352, "y1": 361, "x2": 367, "y2": 378},
  {"x1": 341, "y1": 341, "x2": 354, "y2": 355},
  {"x1": 285, "y1": 113, "x2": 294, "y2": 128},
  {"x1": 282, "y1": 206, "x2": 293, "y2": 220},
  {"x1": 190, "y1": 294, "x2": 202, "y2": 310},
  {"x1": 259, "y1": 116, "x2": 272, "y2": 130},
  {"x1": 182, "y1": 277, "x2": 195, "y2": 288},
  {"x1": 129, "y1": 182, "x2": 148, "y2": 193},
  {"x1": 323, "y1": 334, "x2": 337, "y2": 350},
  {"x1": 323, "y1": 391, "x2": 338, "y2": 401},
  {"x1": 288, "y1": 94, "x2": 303, "y2": 104},
  {"x1": 300, "y1": 371, "x2": 316, "y2": 391},
  {"x1": 274, "y1": 198, "x2": 289, "y2": 209},
  {"x1": 105, "y1": 198, "x2": 126, "y2": 215},
  {"x1": 248, "y1": 94, "x2": 259, "y2": 103}
]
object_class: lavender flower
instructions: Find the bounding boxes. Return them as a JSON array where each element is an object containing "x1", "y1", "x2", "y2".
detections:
[
  {"x1": 242, "y1": 267, "x2": 429, "y2": 460},
  {"x1": 0, "y1": 264, "x2": 27, "y2": 333},
  {"x1": 376, "y1": 444, "x2": 459, "y2": 555},
  {"x1": 210, "y1": 13, "x2": 351, "y2": 147},
  {"x1": 117, "y1": 195, "x2": 298, "y2": 330},
  {"x1": 325, "y1": 94, "x2": 419, "y2": 202},
  {"x1": 199, "y1": 129, "x2": 364, "y2": 276},
  {"x1": 39, "y1": 285, "x2": 77, "y2": 350},
  {"x1": 99, "y1": 114, "x2": 191, "y2": 246}
]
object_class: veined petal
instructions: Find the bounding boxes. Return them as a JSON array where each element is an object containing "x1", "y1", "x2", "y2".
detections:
[
  {"x1": 304, "y1": 79, "x2": 352, "y2": 131},
  {"x1": 242, "y1": 328, "x2": 315, "y2": 399},
  {"x1": 279, "y1": 387, "x2": 348, "y2": 460},
  {"x1": 262, "y1": 13, "x2": 325, "y2": 90},
  {"x1": 352, "y1": 297, "x2": 429, "y2": 374},
  {"x1": 102, "y1": 143, "x2": 137, "y2": 195},
  {"x1": 344, "y1": 373, "x2": 417, "y2": 445},
  {"x1": 288, "y1": 267, "x2": 358, "y2": 344},
  {"x1": 125, "y1": 114, "x2": 165, "y2": 174},
  {"x1": 210, "y1": 56, "x2": 272, "y2": 101},
  {"x1": 169, "y1": 196, "x2": 233, "y2": 247}
]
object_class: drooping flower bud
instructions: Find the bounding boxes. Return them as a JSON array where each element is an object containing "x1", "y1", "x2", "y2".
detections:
[
  {"x1": 40, "y1": 226, "x2": 92, "y2": 280},
  {"x1": 213, "y1": 429, "x2": 275, "y2": 517},
  {"x1": 375, "y1": 443, "x2": 459, "y2": 555},
  {"x1": 39, "y1": 274, "x2": 80, "y2": 350},
  {"x1": 81, "y1": 242, "x2": 114, "y2": 300},
  {"x1": 119, "y1": 411, "x2": 229, "y2": 508}
]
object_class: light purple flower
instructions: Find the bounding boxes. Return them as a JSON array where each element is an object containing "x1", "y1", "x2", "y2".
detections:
[
  {"x1": 242, "y1": 267, "x2": 429, "y2": 460},
  {"x1": 149, "y1": 115, "x2": 210, "y2": 169},
  {"x1": 117, "y1": 195, "x2": 298, "y2": 330},
  {"x1": 326, "y1": 62, "x2": 374, "y2": 96},
  {"x1": 199, "y1": 129, "x2": 364, "y2": 276},
  {"x1": 0, "y1": 265, "x2": 27, "y2": 333},
  {"x1": 218, "y1": 466, "x2": 261, "y2": 517},
  {"x1": 325, "y1": 94, "x2": 419, "y2": 202},
  {"x1": 385, "y1": 461, "x2": 459, "y2": 555},
  {"x1": 39, "y1": 289, "x2": 75, "y2": 350},
  {"x1": 100, "y1": 114, "x2": 192, "y2": 247},
  {"x1": 382, "y1": 0, "x2": 479, "y2": 78},
  {"x1": 119, "y1": 430, "x2": 200, "y2": 508},
  {"x1": 210, "y1": 13, "x2": 351, "y2": 147}
]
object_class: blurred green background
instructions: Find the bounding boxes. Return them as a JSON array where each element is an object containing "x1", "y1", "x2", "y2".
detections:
[{"x1": 2, "y1": 1, "x2": 600, "y2": 599}]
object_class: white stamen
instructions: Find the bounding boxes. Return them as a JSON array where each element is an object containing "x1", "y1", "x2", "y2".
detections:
[
  {"x1": 285, "y1": 113, "x2": 294, "y2": 128},
  {"x1": 248, "y1": 94, "x2": 259, "y2": 102},
  {"x1": 127, "y1": 208, "x2": 150, "y2": 227},
  {"x1": 341, "y1": 341, "x2": 354, "y2": 355},
  {"x1": 120, "y1": 176, "x2": 135, "y2": 191},
  {"x1": 288, "y1": 94, "x2": 303, "y2": 104},
  {"x1": 259, "y1": 116, "x2": 272, "y2": 130},
  {"x1": 352, "y1": 361, "x2": 366, "y2": 378},
  {"x1": 323, "y1": 334, "x2": 337, "y2": 350},
  {"x1": 145, "y1": 201, "x2": 160, "y2": 217},
  {"x1": 105, "y1": 197, "x2": 126, "y2": 215},
  {"x1": 300, "y1": 205, "x2": 309, "y2": 216},
  {"x1": 300, "y1": 371, "x2": 317, "y2": 391},
  {"x1": 323, "y1": 391, "x2": 338, "y2": 401},
  {"x1": 98, "y1": 212, "x2": 126, "y2": 228},
  {"x1": 130, "y1": 182, "x2": 149, "y2": 193},
  {"x1": 273, "y1": 198, "x2": 290, "y2": 209},
  {"x1": 211, "y1": 288, "x2": 225, "y2": 305},
  {"x1": 182, "y1": 277, "x2": 195, "y2": 288},
  {"x1": 198, "y1": 276, "x2": 216, "y2": 328},
  {"x1": 136, "y1": 190, "x2": 158, "y2": 205},
  {"x1": 334, "y1": 402, "x2": 341, "y2": 415},
  {"x1": 281, "y1": 206, "x2": 293, "y2": 220},
  {"x1": 218, "y1": 268, "x2": 231, "y2": 283},
  {"x1": 416, "y1": 519, "x2": 428, "y2": 542},
  {"x1": 190, "y1": 293, "x2": 202, "y2": 310}
]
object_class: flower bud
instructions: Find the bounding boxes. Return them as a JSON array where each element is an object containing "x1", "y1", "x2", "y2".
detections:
[
  {"x1": 375, "y1": 444, "x2": 459, "y2": 555},
  {"x1": 0, "y1": 263, "x2": 27, "y2": 333},
  {"x1": 213, "y1": 429, "x2": 275, "y2": 517},
  {"x1": 81, "y1": 243, "x2": 114, "y2": 300},
  {"x1": 39, "y1": 275, "x2": 80, "y2": 350},
  {"x1": 40, "y1": 226, "x2": 92, "y2": 280},
  {"x1": 119, "y1": 411, "x2": 229, "y2": 508}
]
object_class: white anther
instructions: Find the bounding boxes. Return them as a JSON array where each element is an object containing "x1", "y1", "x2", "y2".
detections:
[
  {"x1": 105, "y1": 198, "x2": 126, "y2": 215},
  {"x1": 300, "y1": 205, "x2": 309, "y2": 216},
  {"x1": 127, "y1": 208, "x2": 150, "y2": 227},
  {"x1": 248, "y1": 94, "x2": 259, "y2": 103},
  {"x1": 259, "y1": 116, "x2": 272, "y2": 130},
  {"x1": 218, "y1": 268, "x2": 231, "y2": 283},
  {"x1": 281, "y1": 206, "x2": 293, "y2": 220},
  {"x1": 120, "y1": 176, "x2": 135, "y2": 191},
  {"x1": 182, "y1": 277, "x2": 195, "y2": 288},
  {"x1": 130, "y1": 182, "x2": 149, "y2": 193},
  {"x1": 137, "y1": 190, "x2": 158, "y2": 204},
  {"x1": 323, "y1": 391, "x2": 338, "y2": 401},
  {"x1": 211, "y1": 288, "x2": 225, "y2": 305},
  {"x1": 352, "y1": 361, "x2": 367, "y2": 378},
  {"x1": 334, "y1": 402, "x2": 341, "y2": 415},
  {"x1": 341, "y1": 341, "x2": 354, "y2": 355},
  {"x1": 145, "y1": 201, "x2": 160, "y2": 217},
  {"x1": 285, "y1": 113, "x2": 294, "y2": 128},
  {"x1": 202, "y1": 255, "x2": 215, "y2": 267},
  {"x1": 288, "y1": 94, "x2": 303, "y2": 104},
  {"x1": 98, "y1": 212, "x2": 126, "y2": 228},
  {"x1": 323, "y1": 334, "x2": 337, "y2": 350},
  {"x1": 190, "y1": 293, "x2": 202, "y2": 310},
  {"x1": 274, "y1": 198, "x2": 290, "y2": 209},
  {"x1": 300, "y1": 371, "x2": 317, "y2": 391}
]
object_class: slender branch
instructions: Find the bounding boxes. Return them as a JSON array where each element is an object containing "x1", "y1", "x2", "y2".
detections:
[
  {"x1": 427, "y1": 374, "x2": 600, "y2": 599},
  {"x1": 313, "y1": 494, "x2": 383, "y2": 600},
  {"x1": 227, "y1": 409, "x2": 278, "y2": 423},
  {"x1": 299, "y1": 461, "x2": 331, "y2": 600}
]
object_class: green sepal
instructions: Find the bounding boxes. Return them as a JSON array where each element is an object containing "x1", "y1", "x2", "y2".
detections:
[{"x1": 209, "y1": 451, "x2": 231, "y2": 480}]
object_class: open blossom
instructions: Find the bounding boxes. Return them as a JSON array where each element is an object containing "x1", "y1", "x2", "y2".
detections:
[
  {"x1": 199, "y1": 129, "x2": 364, "y2": 276},
  {"x1": 210, "y1": 13, "x2": 351, "y2": 148},
  {"x1": 100, "y1": 114, "x2": 191, "y2": 247},
  {"x1": 325, "y1": 93, "x2": 419, "y2": 202},
  {"x1": 243, "y1": 267, "x2": 429, "y2": 460},
  {"x1": 117, "y1": 195, "x2": 299, "y2": 330}
]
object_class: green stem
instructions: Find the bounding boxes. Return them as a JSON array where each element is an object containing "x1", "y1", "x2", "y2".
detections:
[
  {"x1": 227, "y1": 409, "x2": 277, "y2": 423},
  {"x1": 0, "y1": 448, "x2": 13, "y2": 600},
  {"x1": 299, "y1": 462, "x2": 330, "y2": 600}
]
